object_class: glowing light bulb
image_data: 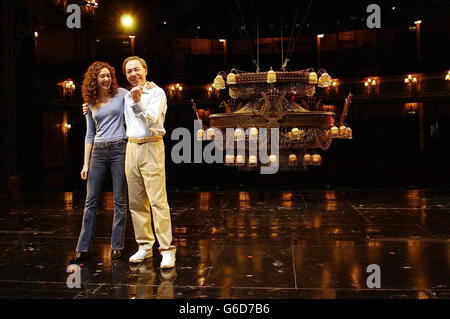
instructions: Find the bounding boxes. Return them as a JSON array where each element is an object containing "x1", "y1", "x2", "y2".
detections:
[{"x1": 121, "y1": 14, "x2": 134, "y2": 28}]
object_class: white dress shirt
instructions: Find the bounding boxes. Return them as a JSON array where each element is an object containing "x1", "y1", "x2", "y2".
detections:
[{"x1": 124, "y1": 86, "x2": 167, "y2": 138}]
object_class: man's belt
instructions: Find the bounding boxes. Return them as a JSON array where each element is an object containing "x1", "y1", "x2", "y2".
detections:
[{"x1": 128, "y1": 135, "x2": 163, "y2": 144}]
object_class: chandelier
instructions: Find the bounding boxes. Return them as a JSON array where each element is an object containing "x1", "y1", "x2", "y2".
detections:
[{"x1": 193, "y1": 68, "x2": 353, "y2": 171}]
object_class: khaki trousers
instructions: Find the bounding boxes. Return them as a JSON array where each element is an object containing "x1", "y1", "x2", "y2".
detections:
[{"x1": 125, "y1": 139, "x2": 176, "y2": 254}]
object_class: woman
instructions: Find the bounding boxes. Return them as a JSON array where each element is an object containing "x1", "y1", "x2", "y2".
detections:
[{"x1": 70, "y1": 61, "x2": 128, "y2": 263}]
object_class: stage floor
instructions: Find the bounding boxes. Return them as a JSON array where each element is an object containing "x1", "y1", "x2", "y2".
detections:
[{"x1": 0, "y1": 189, "x2": 449, "y2": 299}]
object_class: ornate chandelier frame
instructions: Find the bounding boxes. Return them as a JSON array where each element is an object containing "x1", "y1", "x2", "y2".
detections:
[{"x1": 193, "y1": 68, "x2": 353, "y2": 170}]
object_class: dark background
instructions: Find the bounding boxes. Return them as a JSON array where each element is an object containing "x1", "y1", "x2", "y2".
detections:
[{"x1": 1, "y1": 0, "x2": 450, "y2": 193}]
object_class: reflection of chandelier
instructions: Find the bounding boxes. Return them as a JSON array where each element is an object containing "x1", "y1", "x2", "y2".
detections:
[{"x1": 193, "y1": 68, "x2": 353, "y2": 171}]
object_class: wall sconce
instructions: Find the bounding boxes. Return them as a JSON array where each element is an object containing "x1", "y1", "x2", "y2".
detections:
[
  {"x1": 58, "y1": 79, "x2": 76, "y2": 97},
  {"x1": 169, "y1": 83, "x2": 183, "y2": 91},
  {"x1": 86, "y1": 0, "x2": 98, "y2": 7},
  {"x1": 168, "y1": 83, "x2": 183, "y2": 101},
  {"x1": 65, "y1": 80, "x2": 75, "y2": 89},
  {"x1": 404, "y1": 74, "x2": 419, "y2": 95},
  {"x1": 34, "y1": 31, "x2": 38, "y2": 50},
  {"x1": 364, "y1": 78, "x2": 378, "y2": 95}
]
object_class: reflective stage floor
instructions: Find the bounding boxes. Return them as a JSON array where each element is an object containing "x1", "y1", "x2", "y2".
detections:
[{"x1": 0, "y1": 189, "x2": 449, "y2": 299}]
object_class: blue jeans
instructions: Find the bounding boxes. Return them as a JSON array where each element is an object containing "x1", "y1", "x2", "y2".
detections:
[{"x1": 76, "y1": 139, "x2": 127, "y2": 252}]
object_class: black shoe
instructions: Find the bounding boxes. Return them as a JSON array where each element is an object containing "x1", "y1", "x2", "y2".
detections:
[
  {"x1": 112, "y1": 250, "x2": 123, "y2": 260},
  {"x1": 69, "y1": 252, "x2": 89, "y2": 264}
]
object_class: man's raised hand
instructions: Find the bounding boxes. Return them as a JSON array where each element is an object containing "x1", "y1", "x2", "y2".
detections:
[{"x1": 130, "y1": 85, "x2": 143, "y2": 103}]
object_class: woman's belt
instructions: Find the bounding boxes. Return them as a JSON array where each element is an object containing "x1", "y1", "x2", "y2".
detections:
[{"x1": 93, "y1": 138, "x2": 127, "y2": 147}]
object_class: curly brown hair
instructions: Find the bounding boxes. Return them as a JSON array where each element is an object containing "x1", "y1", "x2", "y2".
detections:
[{"x1": 81, "y1": 61, "x2": 118, "y2": 105}]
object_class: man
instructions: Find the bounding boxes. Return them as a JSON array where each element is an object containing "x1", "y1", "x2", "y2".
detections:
[
  {"x1": 123, "y1": 56, "x2": 176, "y2": 268},
  {"x1": 83, "y1": 56, "x2": 176, "y2": 268}
]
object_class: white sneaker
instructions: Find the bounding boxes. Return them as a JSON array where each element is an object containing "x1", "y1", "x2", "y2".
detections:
[
  {"x1": 129, "y1": 249, "x2": 152, "y2": 263},
  {"x1": 160, "y1": 252, "x2": 176, "y2": 269}
]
